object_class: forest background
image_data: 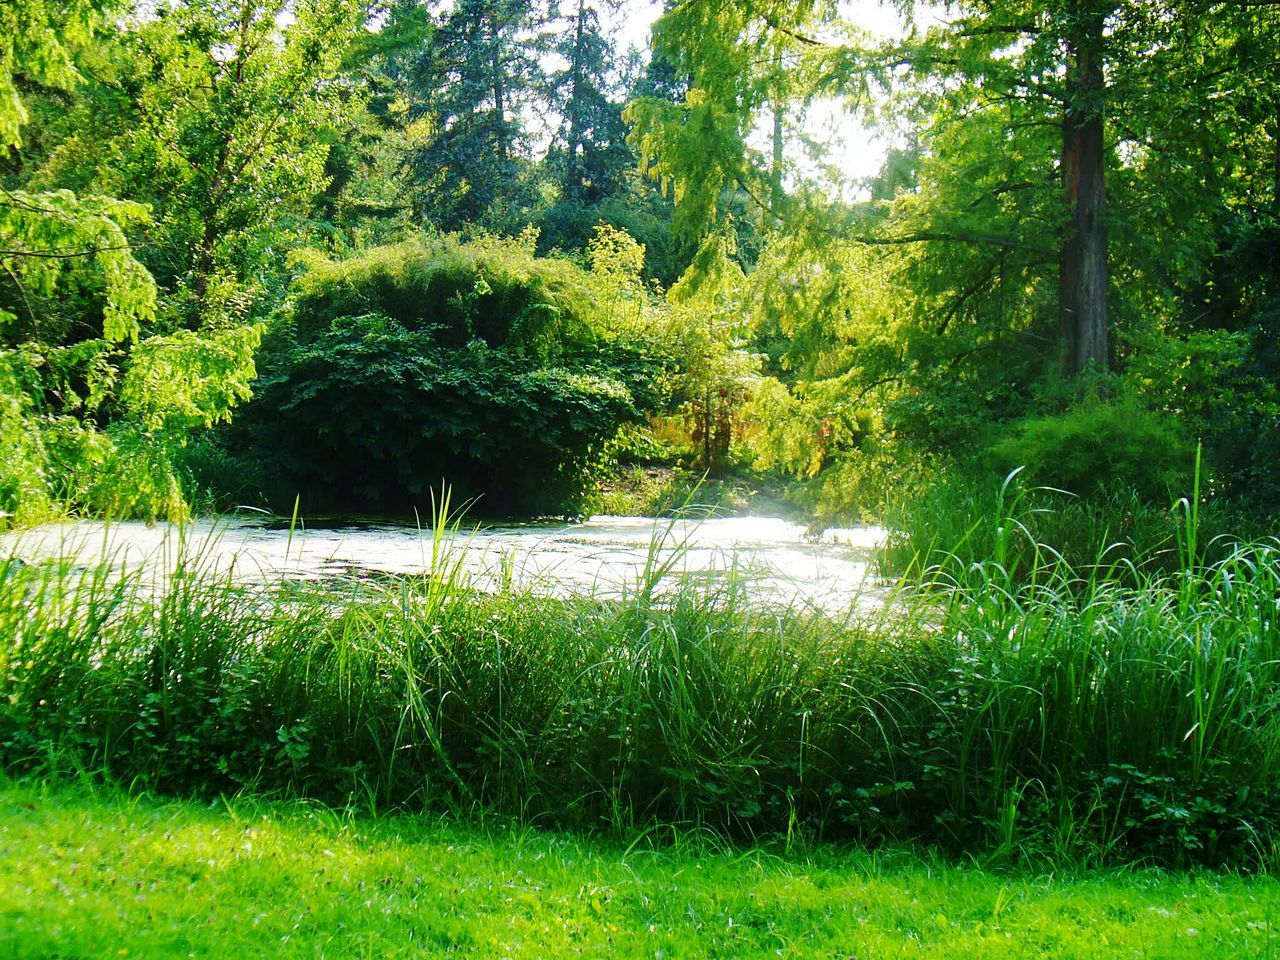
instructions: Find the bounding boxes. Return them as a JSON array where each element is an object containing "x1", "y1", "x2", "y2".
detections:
[
  {"x1": 6, "y1": 0, "x2": 1280, "y2": 886},
  {"x1": 2, "y1": 0, "x2": 1278, "y2": 530}
]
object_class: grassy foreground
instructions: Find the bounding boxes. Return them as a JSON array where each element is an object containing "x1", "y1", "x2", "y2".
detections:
[
  {"x1": 2, "y1": 500, "x2": 1280, "y2": 864},
  {"x1": 1, "y1": 778, "x2": 1276, "y2": 959}
]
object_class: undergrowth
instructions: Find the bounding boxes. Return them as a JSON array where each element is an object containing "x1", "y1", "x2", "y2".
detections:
[{"x1": 1, "y1": 493, "x2": 1278, "y2": 868}]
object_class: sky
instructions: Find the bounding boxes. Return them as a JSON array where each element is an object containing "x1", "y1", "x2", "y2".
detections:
[
  {"x1": 608, "y1": 0, "x2": 946, "y2": 189},
  {"x1": 614, "y1": 0, "x2": 914, "y2": 53}
]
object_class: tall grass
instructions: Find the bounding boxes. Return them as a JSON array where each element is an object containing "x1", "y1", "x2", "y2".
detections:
[
  {"x1": 1, "y1": 497, "x2": 1278, "y2": 866},
  {"x1": 879, "y1": 468, "x2": 1257, "y2": 583}
]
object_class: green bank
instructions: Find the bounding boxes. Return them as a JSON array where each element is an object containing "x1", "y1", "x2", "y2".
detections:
[{"x1": 1, "y1": 779, "x2": 1276, "y2": 959}]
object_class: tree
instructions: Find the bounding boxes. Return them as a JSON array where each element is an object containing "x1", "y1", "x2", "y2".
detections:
[
  {"x1": 0, "y1": 0, "x2": 370, "y2": 521},
  {"x1": 1, "y1": 0, "x2": 156, "y2": 341},
  {"x1": 312, "y1": 0, "x2": 433, "y2": 240},
  {"x1": 409, "y1": 0, "x2": 543, "y2": 229},
  {"x1": 30, "y1": 0, "x2": 369, "y2": 323},
  {"x1": 930, "y1": 0, "x2": 1118, "y2": 375},
  {"x1": 545, "y1": 0, "x2": 632, "y2": 203},
  {"x1": 630, "y1": 0, "x2": 1280, "y2": 384},
  {"x1": 619, "y1": 0, "x2": 1280, "y2": 515}
]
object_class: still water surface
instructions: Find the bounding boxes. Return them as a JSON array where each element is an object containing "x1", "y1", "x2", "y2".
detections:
[{"x1": 2, "y1": 515, "x2": 888, "y2": 615}]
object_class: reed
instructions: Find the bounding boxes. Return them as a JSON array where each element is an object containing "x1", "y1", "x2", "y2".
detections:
[{"x1": 1, "y1": 493, "x2": 1277, "y2": 866}]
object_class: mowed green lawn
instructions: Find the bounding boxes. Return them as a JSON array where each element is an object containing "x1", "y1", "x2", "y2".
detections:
[{"x1": 0, "y1": 780, "x2": 1275, "y2": 959}]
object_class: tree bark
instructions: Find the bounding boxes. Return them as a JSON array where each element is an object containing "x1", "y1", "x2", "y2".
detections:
[
  {"x1": 1060, "y1": 2, "x2": 1112, "y2": 376},
  {"x1": 564, "y1": 0, "x2": 588, "y2": 200},
  {"x1": 489, "y1": 9, "x2": 509, "y2": 164}
]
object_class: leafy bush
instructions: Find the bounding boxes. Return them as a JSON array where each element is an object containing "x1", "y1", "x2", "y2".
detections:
[
  {"x1": 0, "y1": 350, "x2": 200, "y2": 525},
  {"x1": 44, "y1": 420, "x2": 190, "y2": 522},
  {"x1": 0, "y1": 296, "x2": 260, "y2": 526},
  {"x1": 238, "y1": 234, "x2": 672, "y2": 516},
  {"x1": 987, "y1": 399, "x2": 1192, "y2": 502},
  {"x1": 0, "y1": 354, "x2": 56, "y2": 526},
  {"x1": 1128, "y1": 322, "x2": 1280, "y2": 508}
]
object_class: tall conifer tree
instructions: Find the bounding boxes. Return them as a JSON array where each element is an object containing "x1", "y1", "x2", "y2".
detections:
[{"x1": 410, "y1": 0, "x2": 542, "y2": 228}]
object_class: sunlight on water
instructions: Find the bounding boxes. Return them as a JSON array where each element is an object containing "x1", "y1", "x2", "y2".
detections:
[{"x1": 1, "y1": 515, "x2": 888, "y2": 615}]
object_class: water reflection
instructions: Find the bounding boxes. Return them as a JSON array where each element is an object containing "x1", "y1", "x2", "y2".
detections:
[{"x1": 1, "y1": 515, "x2": 888, "y2": 615}]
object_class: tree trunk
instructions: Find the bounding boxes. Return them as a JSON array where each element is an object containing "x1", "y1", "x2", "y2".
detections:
[
  {"x1": 1273, "y1": 100, "x2": 1279, "y2": 207},
  {"x1": 770, "y1": 97, "x2": 784, "y2": 219},
  {"x1": 1060, "y1": 2, "x2": 1111, "y2": 376},
  {"x1": 490, "y1": 11, "x2": 509, "y2": 164},
  {"x1": 564, "y1": 0, "x2": 587, "y2": 200}
]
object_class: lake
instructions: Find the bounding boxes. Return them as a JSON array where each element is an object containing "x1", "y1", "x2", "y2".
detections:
[{"x1": 1, "y1": 514, "x2": 888, "y2": 615}]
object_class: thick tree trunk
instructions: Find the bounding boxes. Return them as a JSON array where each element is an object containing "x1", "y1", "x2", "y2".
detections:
[{"x1": 1060, "y1": 2, "x2": 1111, "y2": 376}]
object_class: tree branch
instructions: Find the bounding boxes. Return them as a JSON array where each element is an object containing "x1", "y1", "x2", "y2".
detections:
[
  {"x1": 848, "y1": 231, "x2": 1056, "y2": 255},
  {"x1": 0, "y1": 244, "x2": 135, "y2": 259}
]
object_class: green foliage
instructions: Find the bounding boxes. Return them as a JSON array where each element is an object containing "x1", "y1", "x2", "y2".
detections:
[
  {"x1": 625, "y1": 0, "x2": 818, "y2": 239},
  {"x1": 988, "y1": 400, "x2": 1193, "y2": 503},
  {"x1": 119, "y1": 326, "x2": 262, "y2": 433},
  {"x1": 878, "y1": 462, "x2": 1270, "y2": 590},
  {"x1": 1126, "y1": 217, "x2": 1280, "y2": 507},
  {"x1": 0, "y1": 0, "x2": 279, "y2": 526},
  {"x1": 240, "y1": 234, "x2": 671, "y2": 514},
  {"x1": 0, "y1": 355, "x2": 54, "y2": 526},
  {"x1": 536, "y1": 193, "x2": 696, "y2": 286},
  {"x1": 3, "y1": 782, "x2": 1276, "y2": 959},
  {"x1": 42, "y1": 420, "x2": 189, "y2": 522},
  {"x1": 0, "y1": 190, "x2": 156, "y2": 340},
  {"x1": 170, "y1": 436, "x2": 272, "y2": 513},
  {"x1": 0, "y1": 0, "x2": 103, "y2": 150},
  {"x1": 737, "y1": 229, "x2": 918, "y2": 522},
  {"x1": 594, "y1": 463, "x2": 779, "y2": 518},
  {"x1": 0, "y1": 313, "x2": 259, "y2": 523},
  {"x1": 657, "y1": 229, "x2": 762, "y2": 473},
  {"x1": 20, "y1": 0, "x2": 369, "y2": 322},
  {"x1": 780, "y1": 441, "x2": 935, "y2": 528},
  {"x1": 0, "y1": 1, "x2": 158, "y2": 347},
  {"x1": 288, "y1": 233, "x2": 594, "y2": 351},
  {"x1": 3, "y1": 514, "x2": 1280, "y2": 866}
]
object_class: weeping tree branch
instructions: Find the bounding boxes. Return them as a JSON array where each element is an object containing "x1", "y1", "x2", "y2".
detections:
[{"x1": 0, "y1": 244, "x2": 136, "y2": 259}]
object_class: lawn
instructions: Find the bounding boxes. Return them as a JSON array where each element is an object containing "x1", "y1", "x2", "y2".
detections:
[{"x1": 0, "y1": 779, "x2": 1275, "y2": 959}]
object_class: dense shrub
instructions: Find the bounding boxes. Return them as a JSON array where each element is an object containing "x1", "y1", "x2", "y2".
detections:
[
  {"x1": 0, "y1": 351, "x2": 195, "y2": 525},
  {"x1": 1128, "y1": 319, "x2": 1280, "y2": 509},
  {"x1": 237, "y1": 234, "x2": 672, "y2": 516},
  {"x1": 536, "y1": 195, "x2": 696, "y2": 286},
  {"x1": 987, "y1": 399, "x2": 1192, "y2": 502}
]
